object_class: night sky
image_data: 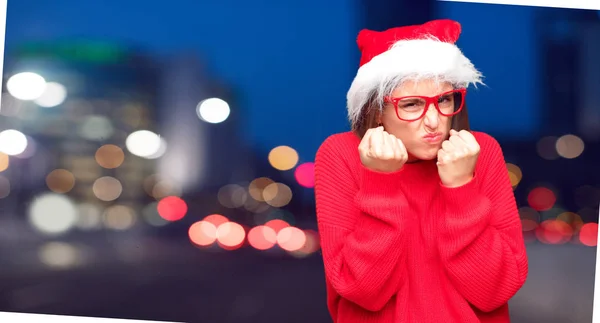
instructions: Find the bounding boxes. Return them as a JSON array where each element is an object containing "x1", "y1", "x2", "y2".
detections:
[{"x1": 5, "y1": 0, "x2": 540, "y2": 161}]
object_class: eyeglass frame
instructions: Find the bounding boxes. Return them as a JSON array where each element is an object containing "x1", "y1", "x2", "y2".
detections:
[{"x1": 383, "y1": 88, "x2": 467, "y2": 122}]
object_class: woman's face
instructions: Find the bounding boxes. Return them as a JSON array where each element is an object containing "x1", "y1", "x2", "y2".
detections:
[{"x1": 379, "y1": 79, "x2": 454, "y2": 162}]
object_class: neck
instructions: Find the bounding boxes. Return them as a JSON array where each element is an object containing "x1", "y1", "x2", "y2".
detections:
[{"x1": 406, "y1": 154, "x2": 422, "y2": 164}]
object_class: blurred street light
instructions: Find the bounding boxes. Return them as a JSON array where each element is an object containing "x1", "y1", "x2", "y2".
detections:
[
  {"x1": 6, "y1": 72, "x2": 47, "y2": 100},
  {"x1": 196, "y1": 97, "x2": 230, "y2": 124},
  {"x1": 34, "y1": 82, "x2": 68, "y2": 107}
]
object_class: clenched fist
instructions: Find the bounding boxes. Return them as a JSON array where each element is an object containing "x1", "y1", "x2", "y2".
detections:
[
  {"x1": 359, "y1": 126, "x2": 408, "y2": 173},
  {"x1": 437, "y1": 129, "x2": 480, "y2": 188}
]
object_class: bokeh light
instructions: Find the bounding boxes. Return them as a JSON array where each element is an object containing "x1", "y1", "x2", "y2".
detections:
[
  {"x1": 265, "y1": 219, "x2": 290, "y2": 234},
  {"x1": 217, "y1": 184, "x2": 248, "y2": 208},
  {"x1": 7, "y1": 72, "x2": 46, "y2": 100},
  {"x1": 189, "y1": 221, "x2": 218, "y2": 247},
  {"x1": 556, "y1": 211, "x2": 584, "y2": 233},
  {"x1": 157, "y1": 196, "x2": 188, "y2": 221},
  {"x1": 0, "y1": 129, "x2": 28, "y2": 156},
  {"x1": 268, "y1": 146, "x2": 299, "y2": 171},
  {"x1": 103, "y1": 205, "x2": 137, "y2": 230},
  {"x1": 277, "y1": 226, "x2": 307, "y2": 252},
  {"x1": 197, "y1": 98, "x2": 230, "y2": 124},
  {"x1": 151, "y1": 179, "x2": 182, "y2": 200},
  {"x1": 0, "y1": 153, "x2": 9, "y2": 172},
  {"x1": 28, "y1": 193, "x2": 78, "y2": 235},
  {"x1": 125, "y1": 130, "x2": 162, "y2": 158},
  {"x1": 216, "y1": 222, "x2": 246, "y2": 249},
  {"x1": 527, "y1": 187, "x2": 556, "y2": 211},
  {"x1": 203, "y1": 214, "x2": 229, "y2": 227},
  {"x1": 248, "y1": 177, "x2": 275, "y2": 202},
  {"x1": 145, "y1": 137, "x2": 167, "y2": 159},
  {"x1": 295, "y1": 162, "x2": 315, "y2": 188},
  {"x1": 506, "y1": 163, "x2": 522, "y2": 187},
  {"x1": 46, "y1": 169, "x2": 76, "y2": 193},
  {"x1": 38, "y1": 242, "x2": 81, "y2": 269},
  {"x1": 262, "y1": 182, "x2": 293, "y2": 207},
  {"x1": 535, "y1": 219, "x2": 573, "y2": 245},
  {"x1": 34, "y1": 82, "x2": 68, "y2": 107},
  {"x1": 95, "y1": 144, "x2": 125, "y2": 169},
  {"x1": 247, "y1": 226, "x2": 278, "y2": 250},
  {"x1": 555, "y1": 134, "x2": 584, "y2": 159},
  {"x1": 579, "y1": 223, "x2": 598, "y2": 247},
  {"x1": 76, "y1": 203, "x2": 103, "y2": 230},
  {"x1": 14, "y1": 136, "x2": 37, "y2": 159},
  {"x1": 536, "y1": 136, "x2": 559, "y2": 160},
  {"x1": 289, "y1": 229, "x2": 321, "y2": 258},
  {"x1": 78, "y1": 115, "x2": 115, "y2": 141},
  {"x1": 92, "y1": 176, "x2": 123, "y2": 201}
]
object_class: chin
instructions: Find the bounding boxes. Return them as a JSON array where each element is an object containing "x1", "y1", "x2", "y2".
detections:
[{"x1": 411, "y1": 147, "x2": 440, "y2": 161}]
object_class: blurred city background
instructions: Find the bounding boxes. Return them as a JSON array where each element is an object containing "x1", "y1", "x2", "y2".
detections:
[{"x1": 0, "y1": 1, "x2": 599, "y2": 323}]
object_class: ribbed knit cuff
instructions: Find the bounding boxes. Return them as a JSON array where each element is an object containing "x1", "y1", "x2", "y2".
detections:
[
  {"x1": 355, "y1": 165, "x2": 409, "y2": 218},
  {"x1": 359, "y1": 165, "x2": 405, "y2": 193},
  {"x1": 439, "y1": 174, "x2": 492, "y2": 226}
]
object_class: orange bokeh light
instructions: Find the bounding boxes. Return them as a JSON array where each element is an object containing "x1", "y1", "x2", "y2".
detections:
[
  {"x1": 535, "y1": 219, "x2": 573, "y2": 245},
  {"x1": 188, "y1": 221, "x2": 217, "y2": 247},
  {"x1": 277, "y1": 226, "x2": 307, "y2": 252},
  {"x1": 216, "y1": 222, "x2": 246, "y2": 249}
]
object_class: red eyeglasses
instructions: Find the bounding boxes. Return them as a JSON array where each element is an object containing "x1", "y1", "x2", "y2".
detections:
[{"x1": 383, "y1": 88, "x2": 466, "y2": 122}]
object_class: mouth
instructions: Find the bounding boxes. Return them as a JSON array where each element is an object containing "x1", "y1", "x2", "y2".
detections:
[{"x1": 422, "y1": 132, "x2": 443, "y2": 144}]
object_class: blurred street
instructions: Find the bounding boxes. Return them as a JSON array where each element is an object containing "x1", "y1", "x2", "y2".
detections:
[{"x1": 0, "y1": 234, "x2": 596, "y2": 323}]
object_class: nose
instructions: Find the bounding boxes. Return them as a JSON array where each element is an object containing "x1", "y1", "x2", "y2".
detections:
[{"x1": 423, "y1": 103, "x2": 439, "y2": 129}]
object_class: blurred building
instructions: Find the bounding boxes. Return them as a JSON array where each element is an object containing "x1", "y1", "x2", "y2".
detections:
[
  {"x1": 157, "y1": 53, "x2": 258, "y2": 194},
  {"x1": 0, "y1": 40, "x2": 161, "y2": 231}
]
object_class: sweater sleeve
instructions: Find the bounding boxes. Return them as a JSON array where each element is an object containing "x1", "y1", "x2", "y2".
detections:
[
  {"x1": 436, "y1": 133, "x2": 528, "y2": 313},
  {"x1": 314, "y1": 135, "x2": 410, "y2": 312}
]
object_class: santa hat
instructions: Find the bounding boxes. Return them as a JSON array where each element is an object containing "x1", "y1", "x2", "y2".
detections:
[{"x1": 347, "y1": 19, "x2": 483, "y2": 127}]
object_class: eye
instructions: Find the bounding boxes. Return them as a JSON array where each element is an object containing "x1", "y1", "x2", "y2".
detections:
[{"x1": 438, "y1": 95, "x2": 453, "y2": 103}]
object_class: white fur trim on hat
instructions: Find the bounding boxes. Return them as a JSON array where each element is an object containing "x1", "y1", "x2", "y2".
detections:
[{"x1": 347, "y1": 37, "x2": 483, "y2": 128}]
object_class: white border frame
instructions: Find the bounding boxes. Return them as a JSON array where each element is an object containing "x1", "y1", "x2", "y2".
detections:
[
  {"x1": 0, "y1": 0, "x2": 597, "y2": 321},
  {"x1": 439, "y1": 0, "x2": 600, "y2": 10}
]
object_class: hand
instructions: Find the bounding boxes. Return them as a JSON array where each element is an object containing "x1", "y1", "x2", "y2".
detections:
[
  {"x1": 359, "y1": 126, "x2": 408, "y2": 173},
  {"x1": 437, "y1": 129, "x2": 480, "y2": 187}
]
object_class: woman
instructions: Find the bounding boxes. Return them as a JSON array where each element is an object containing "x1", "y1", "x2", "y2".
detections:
[{"x1": 314, "y1": 19, "x2": 528, "y2": 323}]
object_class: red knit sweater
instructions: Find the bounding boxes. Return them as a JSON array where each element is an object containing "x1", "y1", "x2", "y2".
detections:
[{"x1": 314, "y1": 131, "x2": 528, "y2": 323}]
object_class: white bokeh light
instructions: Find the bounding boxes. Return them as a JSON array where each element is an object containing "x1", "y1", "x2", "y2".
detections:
[
  {"x1": 78, "y1": 115, "x2": 115, "y2": 141},
  {"x1": 28, "y1": 193, "x2": 78, "y2": 235},
  {"x1": 146, "y1": 137, "x2": 167, "y2": 159},
  {"x1": 6, "y1": 72, "x2": 47, "y2": 101},
  {"x1": 126, "y1": 130, "x2": 162, "y2": 158},
  {"x1": 0, "y1": 129, "x2": 28, "y2": 156},
  {"x1": 34, "y1": 82, "x2": 68, "y2": 107},
  {"x1": 197, "y1": 98, "x2": 230, "y2": 124}
]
